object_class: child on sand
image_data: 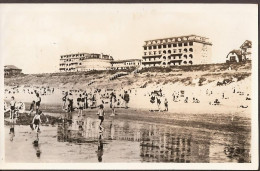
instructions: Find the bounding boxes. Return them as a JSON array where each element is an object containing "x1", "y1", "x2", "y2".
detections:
[
  {"x1": 9, "y1": 96, "x2": 16, "y2": 119},
  {"x1": 97, "y1": 104, "x2": 105, "y2": 126},
  {"x1": 32, "y1": 110, "x2": 43, "y2": 133}
]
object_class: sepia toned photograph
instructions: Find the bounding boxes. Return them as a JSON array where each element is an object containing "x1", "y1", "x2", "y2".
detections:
[{"x1": 0, "y1": 3, "x2": 258, "y2": 170}]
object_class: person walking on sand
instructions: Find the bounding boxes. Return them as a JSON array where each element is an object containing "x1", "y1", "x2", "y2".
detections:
[
  {"x1": 28, "y1": 101, "x2": 35, "y2": 116},
  {"x1": 9, "y1": 96, "x2": 16, "y2": 120},
  {"x1": 110, "y1": 92, "x2": 117, "y2": 116},
  {"x1": 35, "y1": 93, "x2": 41, "y2": 114},
  {"x1": 77, "y1": 94, "x2": 84, "y2": 117},
  {"x1": 156, "y1": 96, "x2": 161, "y2": 112},
  {"x1": 62, "y1": 92, "x2": 68, "y2": 110},
  {"x1": 123, "y1": 91, "x2": 130, "y2": 109},
  {"x1": 164, "y1": 97, "x2": 168, "y2": 111},
  {"x1": 97, "y1": 104, "x2": 105, "y2": 126}
]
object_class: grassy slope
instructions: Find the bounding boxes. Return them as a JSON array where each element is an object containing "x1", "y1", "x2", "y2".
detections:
[{"x1": 4, "y1": 61, "x2": 251, "y2": 89}]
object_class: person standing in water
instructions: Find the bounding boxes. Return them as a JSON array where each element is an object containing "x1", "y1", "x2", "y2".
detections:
[
  {"x1": 32, "y1": 110, "x2": 43, "y2": 133},
  {"x1": 97, "y1": 104, "x2": 105, "y2": 126}
]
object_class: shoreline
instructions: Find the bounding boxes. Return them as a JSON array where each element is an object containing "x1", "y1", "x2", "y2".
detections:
[{"x1": 5, "y1": 103, "x2": 251, "y2": 133}]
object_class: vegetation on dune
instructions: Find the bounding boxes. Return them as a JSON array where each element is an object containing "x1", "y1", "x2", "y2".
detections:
[{"x1": 4, "y1": 61, "x2": 251, "y2": 88}]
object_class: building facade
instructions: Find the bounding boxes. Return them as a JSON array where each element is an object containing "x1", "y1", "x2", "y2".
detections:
[
  {"x1": 142, "y1": 35, "x2": 212, "y2": 68},
  {"x1": 240, "y1": 40, "x2": 252, "y2": 60},
  {"x1": 4, "y1": 65, "x2": 22, "y2": 76},
  {"x1": 111, "y1": 59, "x2": 142, "y2": 70},
  {"x1": 226, "y1": 50, "x2": 243, "y2": 63},
  {"x1": 59, "y1": 53, "x2": 113, "y2": 72}
]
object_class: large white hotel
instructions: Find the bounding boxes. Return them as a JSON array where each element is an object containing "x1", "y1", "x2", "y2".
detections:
[{"x1": 142, "y1": 35, "x2": 212, "y2": 67}]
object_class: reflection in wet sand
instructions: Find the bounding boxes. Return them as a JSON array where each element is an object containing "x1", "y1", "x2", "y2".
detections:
[{"x1": 56, "y1": 116, "x2": 250, "y2": 163}]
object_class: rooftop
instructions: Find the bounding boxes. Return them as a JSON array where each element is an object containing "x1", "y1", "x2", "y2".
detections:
[
  {"x1": 4, "y1": 65, "x2": 22, "y2": 70},
  {"x1": 143, "y1": 34, "x2": 212, "y2": 46},
  {"x1": 111, "y1": 59, "x2": 142, "y2": 63}
]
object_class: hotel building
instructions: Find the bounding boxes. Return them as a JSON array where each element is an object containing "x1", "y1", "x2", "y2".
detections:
[
  {"x1": 59, "y1": 53, "x2": 113, "y2": 72},
  {"x1": 142, "y1": 35, "x2": 212, "y2": 67},
  {"x1": 111, "y1": 59, "x2": 142, "y2": 70}
]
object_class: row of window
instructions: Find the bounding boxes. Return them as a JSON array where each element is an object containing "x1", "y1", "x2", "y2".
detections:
[
  {"x1": 143, "y1": 60, "x2": 193, "y2": 67},
  {"x1": 144, "y1": 48, "x2": 193, "y2": 56},
  {"x1": 61, "y1": 54, "x2": 86, "y2": 58},
  {"x1": 143, "y1": 54, "x2": 193, "y2": 62},
  {"x1": 144, "y1": 42, "x2": 193, "y2": 50}
]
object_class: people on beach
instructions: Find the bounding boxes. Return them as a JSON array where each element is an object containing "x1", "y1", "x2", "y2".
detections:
[
  {"x1": 67, "y1": 93, "x2": 73, "y2": 119},
  {"x1": 123, "y1": 91, "x2": 130, "y2": 109},
  {"x1": 156, "y1": 96, "x2": 161, "y2": 112},
  {"x1": 29, "y1": 100, "x2": 35, "y2": 116},
  {"x1": 62, "y1": 92, "x2": 68, "y2": 110},
  {"x1": 35, "y1": 93, "x2": 41, "y2": 114},
  {"x1": 110, "y1": 92, "x2": 117, "y2": 116},
  {"x1": 164, "y1": 97, "x2": 168, "y2": 111},
  {"x1": 97, "y1": 104, "x2": 105, "y2": 126},
  {"x1": 77, "y1": 94, "x2": 84, "y2": 117},
  {"x1": 9, "y1": 96, "x2": 16, "y2": 119},
  {"x1": 32, "y1": 110, "x2": 43, "y2": 133}
]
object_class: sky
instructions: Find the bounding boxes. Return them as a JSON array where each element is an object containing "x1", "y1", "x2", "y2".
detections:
[{"x1": 0, "y1": 4, "x2": 258, "y2": 74}]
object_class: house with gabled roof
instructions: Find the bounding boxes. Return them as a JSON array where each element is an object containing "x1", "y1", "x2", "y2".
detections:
[
  {"x1": 226, "y1": 50, "x2": 243, "y2": 63},
  {"x1": 4, "y1": 65, "x2": 22, "y2": 76}
]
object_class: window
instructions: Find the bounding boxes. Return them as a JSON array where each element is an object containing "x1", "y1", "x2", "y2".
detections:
[
  {"x1": 149, "y1": 46, "x2": 152, "y2": 50},
  {"x1": 179, "y1": 49, "x2": 182, "y2": 53},
  {"x1": 183, "y1": 61, "x2": 187, "y2": 64},
  {"x1": 184, "y1": 48, "x2": 188, "y2": 53},
  {"x1": 163, "y1": 50, "x2": 166, "y2": 54},
  {"x1": 158, "y1": 45, "x2": 161, "y2": 49},
  {"x1": 163, "y1": 45, "x2": 166, "y2": 48},
  {"x1": 168, "y1": 50, "x2": 171, "y2": 54},
  {"x1": 163, "y1": 56, "x2": 166, "y2": 59},
  {"x1": 184, "y1": 55, "x2": 187, "y2": 59},
  {"x1": 189, "y1": 48, "x2": 193, "y2": 52},
  {"x1": 149, "y1": 52, "x2": 152, "y2": 55},
  {"x1": 144, "y1": 47, "x2": 147, "y2": 50},
  {"x1": 168, "y1": 44, "x2": 171, "y2": 48},
  {"x1": 153, "y1": 46, "x2": 157, "y2": 49},
  {"x1": 159, "y1": 51, "x2": 161, "y2": 54},
  {"x1": 189, "y1": 61, "x2": 193, "y2": 64},
  {"x1": 168, "y1": 56, "x2": 171, "y2": 59},
  {"x1": 173, "y1": 50, "x2": 176, "y2": 53},
  {"x1": 178, "y1": 43, "x2": 182, "y2": 47},
  {"x1": 184, "y1": 42, "x2": 188, "y2": 46},
  {"x1": 144, "y1": 52, "x2": 147, "y2": 55},
  {"x1": 189, "y1": 54, "x2": 193, "y2": 58},
  {"x1": 154, "y1": 51, "x2": 156, "y2": 55},
  {"x1": 189, "y1": 42, "x2": 193, "y2": 46},
  {"x1": 173, "y1": 44, "x2": 177, "y2": 47}
]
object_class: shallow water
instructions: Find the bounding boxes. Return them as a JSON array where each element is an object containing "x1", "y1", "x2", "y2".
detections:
[{"x1": 5, "y1": 116, "x2": 250, "y2": 163}]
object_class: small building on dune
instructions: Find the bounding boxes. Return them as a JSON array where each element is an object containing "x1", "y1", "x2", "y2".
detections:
[
  {"x1": 226, "y1": 50, "x2": 243, "y2": 63},
  {"x1": 4, "y1": 65, "x2": 22, "y2": 76}
]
